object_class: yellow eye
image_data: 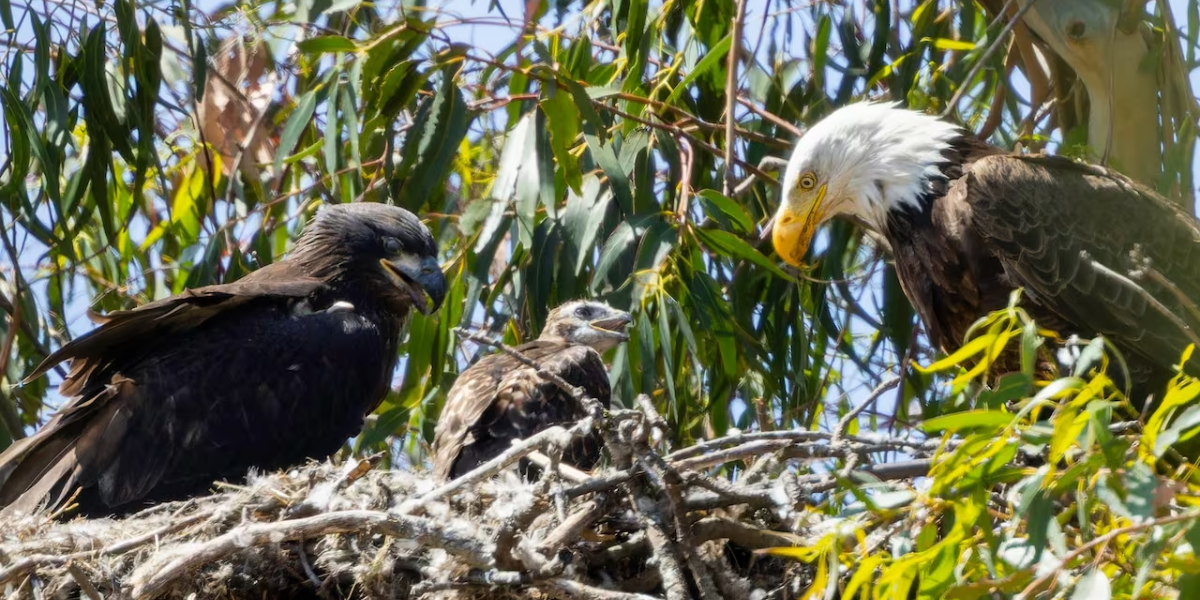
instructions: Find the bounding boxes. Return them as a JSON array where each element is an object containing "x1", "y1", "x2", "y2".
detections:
[{"x1": 798, "y1": 172, "x2": 818, "y2": 191}]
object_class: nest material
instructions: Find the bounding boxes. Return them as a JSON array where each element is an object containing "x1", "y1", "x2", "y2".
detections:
[
  {"x1": 0, "y1": 459, "x2": 786, "y2": 599},
  {"x1": 0, "y1": 349, "x2": 935, "y2": 600},
  {"x1": 0, "y1": 412, "x2": 937, "y2": 599}
]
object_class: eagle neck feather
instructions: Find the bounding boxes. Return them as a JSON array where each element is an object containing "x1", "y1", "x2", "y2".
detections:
[
  {"x1": 287, "y1": 228, "x2": 356, "y2": 279},
  {"x1": 879, "y1": 133, "x2": 984, "y2": 231}
]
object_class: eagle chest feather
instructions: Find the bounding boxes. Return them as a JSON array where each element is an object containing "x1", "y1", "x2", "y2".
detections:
[
  {"x1": 433, "y1": 341, "x2": 612, "y2": 480},
  {"x1": 885, "y1": 158, "x2": 1003, "y2": 354}
]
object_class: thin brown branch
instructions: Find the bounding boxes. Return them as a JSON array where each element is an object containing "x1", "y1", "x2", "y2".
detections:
[
  {"x1": 692, "y1": 516, "x2": 801, "y2": 549},
  {"x1": 535, "y1": 577, "x2": 662, "y2": 600},
  {"x1": 0, "y1": 509, "x2": 212, "y2": 587},
  {"x1": 1019, "y1": 511, "x2": 1200, "y2": 597},
  {"x1": 723, "y1": 0, "x2": 748, "y2": 197},
  {"x1": 65, "y1": 563, "x2": 102, "y2": 600},
  {"x1": 590, "y1": 100, "x2": 778, "y2": 185},
  {"x1": 737, "y1": 97, "x2": 803, "y2": 137},
  {"x1": 629, "y1": 489, "x2": 689, "y2": 600},
  {"x1": 833, "y1": 377, "x2": 901, "y2": 445},
  {"x1": 943, "y1": 0, "x2": 1041, "y2": 117},
  {"x1": 537, "y1": 495, "x2": 610, "y2": 556}
]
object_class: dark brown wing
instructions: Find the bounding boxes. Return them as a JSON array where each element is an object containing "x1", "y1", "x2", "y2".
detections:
[
  {"x1": 431, "y1": 341, "x2": 611, "y2": 480},
  {"x1": 0, "y1": 273, "x2": 330, "y2": 515},
  {"x1": 885, "y1": 135, "x2": 1014, "y2": 355},
  {"x1": 962, "y1": 154, "x2": 1200, "y2": 375},
  {"x1": 27, "y1": 269, "x2": 327, "y2": 392},
  {"x1": 431, "y1": 348, "x2": 517, "y2": 481}
]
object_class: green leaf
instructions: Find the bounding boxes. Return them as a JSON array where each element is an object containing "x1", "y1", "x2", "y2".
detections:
[
  {"x1": 559, "y1": 78, "x2": 634, "y2": 215},
  {"x1": 297, "y1": 35, "x2": 357, "y2": 54},
  {"x1": 322, "y1": 0, "x2": 362, "y2": 16},
  {"x1": 369, "y1": 60, "x2": 422, "y2": 120},
  {"x1": 1122, "y1": 462, "x2": 1157, "y2": 522},
  {"x1": 395, "y1": 68, "x2": 472, "y2": 212},
  {"x1": 917, "y1": 331, "x2": 1000, "y2": 374},
  {"x1": 976, "y1": 372, "x2": 1032, "y2": 409},
  {"x1": 880, "y1": 264, "x2": 914, "y2": 359},
  {"x1": 696, "y1": 189, "x2": 753, "y2": 234},
  {"x1": 622, "y1": 0, "x2": 649, "y2": 91},
  {"x1": 925, "y1": 37, "x2": 978, "y2": 52},
  {"x1": 635, "y1": 218, "x2": 677, "y2": 275},
  {"x1": 0, "y1": 0, "x2": 12, "y2": 30},
  {"x1": 80, "y1": 24, "x2": 135, "y2": 163},
  {"x1": 1155, "y1": 404, "x2": 1200, "y2": 457},
  {"x1": 540, "y1": 89, "x2": 583, "y2": 194},
  {"x1": 664, "y1": 295, "x2": 699, "y2": 362},
  {"x1": 170, "y1": 163, "x2": 208, "y2": 241},
  {"x1": 694, "y1": 228, "x2": 790, "y2": 279},
  {"x1": 0, "y1": 86, "x2": 32, "y2": 197},
  {"x1": 274, "y1": 89, "x2": 320, "y2": 177},
  {"x1": 566, "y1": 33, "x2": 593, "y2": 79},
  {"x1": 636, "y1": 307, "x2": 656, "y2": 392},
  {"x1": 593, "y1": 218, "x2": 641, "y2": 295},
  {"x1": 29, "y1": 15, "x2": 49, "y2": 102},
  {"x1": 193, "y1": 35, "x2": 208, "y2": 103},
  {"x1": 324, "y1": 77, "x2": 343, "y2": 197},
  {"x1": 617, "y1": 128, "x2": 650, "y2": 177},
  {"x1": 492, "y1": 111, "x2": 541, "y2": 248},
  {"x1": 665, "y1": 33, "x2": 731, "y2": 105},
  {"x1": 813, "y1": 15, "x2": 832, "y2": 78},
  {"x1": 357, "y1": 403, "x2": 411, "y2": 450},
  {"x1": 562, "y1": 175, "x2": 611, "y2": 276},
  {"x1": 657, "y1": 298, "x2": 677, "y2": 405},
  {"x1": 920, "y1": 409, "x2": 1015, "y2": 433}
]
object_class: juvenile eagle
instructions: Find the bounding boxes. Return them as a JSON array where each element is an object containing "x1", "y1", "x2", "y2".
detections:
[
  {"x1": 770, "y1": 102, "x2": 1200, "y2": 398},
  {"x1": 0, "y1": 202, "x2": 447, "y2": 517},
  {"x1": 432, "y1": 300, "x2": 631, "y2": 480}
]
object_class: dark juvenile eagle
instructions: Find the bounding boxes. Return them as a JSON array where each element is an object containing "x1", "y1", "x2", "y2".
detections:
[
  {"x1": 432, "y1": 300, "x2": 631, "y2": 480},
  {"x1": 770, "y1": 102, "x2": 1200, "y2": 398},
  {"x1": 0, "y1": 203, "x2": 447, "y2": 517}
]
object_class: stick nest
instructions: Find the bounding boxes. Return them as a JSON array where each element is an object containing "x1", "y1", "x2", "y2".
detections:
[{"x1": 1, "y1": 357, "x2": 936, "y2": 600}]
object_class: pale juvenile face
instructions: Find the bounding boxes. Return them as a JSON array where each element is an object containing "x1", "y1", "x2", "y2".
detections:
[{"x1": 541, "y1": 300, "x2": 633, "y2": 353}]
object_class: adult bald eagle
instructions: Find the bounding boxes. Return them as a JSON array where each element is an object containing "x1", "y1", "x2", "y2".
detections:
[
  {"x1": 432, "y1": 300, "x2": 631, "y2": 480},
  {"x1": 770, "y1": 102, "x2": 1200, "y2": 398},
  {"x1": 0, "y1": 203, "x2": 447, "y2": 517}
]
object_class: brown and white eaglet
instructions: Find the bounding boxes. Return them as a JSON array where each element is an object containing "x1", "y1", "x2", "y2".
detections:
[{"x1": 432, "y1": 300, "x2": 632, "y2": 480}]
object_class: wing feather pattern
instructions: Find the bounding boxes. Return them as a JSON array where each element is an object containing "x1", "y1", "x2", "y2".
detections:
[
  {"x1": 0, "y1": 275, "x2": 347, "y2": 516},
  {"x1": 962, "y1": 155, "x2": 1200, "y2": 375},
  {"x1": 432, "y1": 341, "x2": 610, "y2": 480}
]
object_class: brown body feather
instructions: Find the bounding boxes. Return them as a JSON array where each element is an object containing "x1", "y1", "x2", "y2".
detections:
[
  {"x1": 0, "y1": 203, "x2": 446, "y2": 517},
  {"x1": 431, "y1": 340, "x2": 611, "y2": 480},
  {"x1": 890, "y1": 136, "x2": 1200, "y2": 394}
]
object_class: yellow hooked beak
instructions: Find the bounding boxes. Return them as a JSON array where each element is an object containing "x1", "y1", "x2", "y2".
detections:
[{"x1": 771, "y1": 184, "x2": 827, "y2": 267}]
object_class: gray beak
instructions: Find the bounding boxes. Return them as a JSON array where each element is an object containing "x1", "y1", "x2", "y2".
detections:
[
  {"x1": 380, "y1": 255, "x2": 448, "y2": 315},
  {"x1": 590, "y1": 311, "x2": 633, "y2": 341}
]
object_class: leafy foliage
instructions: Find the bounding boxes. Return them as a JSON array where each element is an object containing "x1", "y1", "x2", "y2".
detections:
[
  {"x1": 767, "y1": 303, "x2": 1200, "y2": 600},
  {"x1": 1, "y1": 0, "x2": 1200, "y2": 597}
]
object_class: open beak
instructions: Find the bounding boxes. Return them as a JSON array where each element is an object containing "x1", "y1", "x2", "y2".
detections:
[
  {"x1": 771, "y1": 184, "x2": 827, "y2": 267},
  {"x1": 590, "y1": 312, "x2": 633, "y2": 341},
  {"x1": 380, "y1": 255, "x2": 448, "y2": 316}
]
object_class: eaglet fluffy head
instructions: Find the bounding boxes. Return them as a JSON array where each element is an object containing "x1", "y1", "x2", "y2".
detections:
[{"x1": 539, "y1": 300, "x2": 633, "y2": 354}]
